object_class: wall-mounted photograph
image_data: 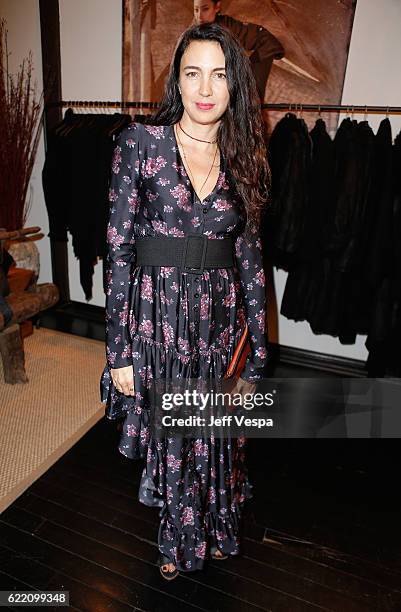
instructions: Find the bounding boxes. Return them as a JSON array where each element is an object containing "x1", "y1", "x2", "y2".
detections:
[{"x1": 122, "y1": 0, "x2": 357, "y2": 131}]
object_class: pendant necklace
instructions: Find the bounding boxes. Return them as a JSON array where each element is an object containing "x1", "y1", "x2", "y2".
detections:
[{"x1": 175, "y1": 124, "x2": 219, "y2": 200}]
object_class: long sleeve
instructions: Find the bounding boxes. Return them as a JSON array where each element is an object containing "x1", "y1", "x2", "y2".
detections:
[
  {"x1": 105, "y1": 123, "x2": 142, "y2": 369},
  {"x1": 234, "y1": 224, "x2": 269, "y2": 381}
]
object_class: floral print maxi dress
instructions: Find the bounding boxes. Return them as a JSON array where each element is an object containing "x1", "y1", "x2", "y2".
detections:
[{"x1": 100, "y1": 121, "x2": 268, "y2": 572}]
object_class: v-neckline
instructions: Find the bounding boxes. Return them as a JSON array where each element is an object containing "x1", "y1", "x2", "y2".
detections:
[{"x1": 171, "y1": 123, "x2": 223, "y2": 204}]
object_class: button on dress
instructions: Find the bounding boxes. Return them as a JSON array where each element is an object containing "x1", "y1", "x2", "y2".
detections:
[{"x1": 100, "y1": 122, "x2": 269, "y2": 571}]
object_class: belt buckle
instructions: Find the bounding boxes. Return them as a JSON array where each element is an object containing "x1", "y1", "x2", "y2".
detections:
[{"x1": 182, "y1": 235, "x2": 208, "y2": 274}]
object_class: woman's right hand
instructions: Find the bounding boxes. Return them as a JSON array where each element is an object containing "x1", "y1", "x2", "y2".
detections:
[{"x1": 110, "y1": 365, "x2": 135, "y2": 396}]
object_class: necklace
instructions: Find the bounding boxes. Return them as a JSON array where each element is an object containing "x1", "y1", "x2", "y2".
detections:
[
  {"x1": 179, "y1": 121, "x2": 217, "y2": 144},
  {"x1": 175, "y1": 124, "x2": 219, "y2": 201}
]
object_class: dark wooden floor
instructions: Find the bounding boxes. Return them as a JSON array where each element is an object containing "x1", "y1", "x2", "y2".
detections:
[{"x1": 1, "y1": 367, "x2": 401, "y2": 611}]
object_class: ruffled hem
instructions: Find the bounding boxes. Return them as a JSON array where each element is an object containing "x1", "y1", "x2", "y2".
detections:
[
  {"x1": 155, "y1": 478, "x2": 253, "y2": 572},
  {"x1": 135, "y1": 433, "x2": 253, "y2": 572}
]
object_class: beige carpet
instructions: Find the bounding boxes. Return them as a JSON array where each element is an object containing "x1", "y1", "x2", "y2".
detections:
[{"x1": 0, "y1": 327, "x2": 106, "y2": 513}]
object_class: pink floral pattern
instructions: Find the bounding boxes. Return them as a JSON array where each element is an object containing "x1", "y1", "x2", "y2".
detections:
[{"x1": 100, "y1": 121, "x2": 267, "y2": 573}]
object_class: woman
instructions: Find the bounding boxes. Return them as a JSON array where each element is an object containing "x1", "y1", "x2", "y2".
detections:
[{"x1": 100, "y1": 22, "x2": 270, "y2": 579}]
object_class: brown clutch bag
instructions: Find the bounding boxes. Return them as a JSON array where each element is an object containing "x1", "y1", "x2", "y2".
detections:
[{"x1": 224, "y1": 323, "x2": 251, "y2": 379}]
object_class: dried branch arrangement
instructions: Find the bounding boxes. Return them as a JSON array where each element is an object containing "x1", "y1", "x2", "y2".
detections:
[{"x1": 0, "y1": 18, "x2": 44, "y2": 231}]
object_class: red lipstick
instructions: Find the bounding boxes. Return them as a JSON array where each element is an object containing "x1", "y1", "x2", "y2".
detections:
[{"x1": 196, "y1": 103, "x2": 215, "y2": 110}]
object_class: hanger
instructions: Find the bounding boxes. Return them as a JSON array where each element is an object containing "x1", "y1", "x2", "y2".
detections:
[
  {"x1": 363, "y1": 104, "x2": 368, "y2": 122},
  {"x1": 55, "y1": 105, "x2": 80, "y2": 138}
]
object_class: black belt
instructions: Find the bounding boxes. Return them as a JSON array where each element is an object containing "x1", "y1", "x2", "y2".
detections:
[{"x1": 135, "y1": 234, "x2": 235, "y2": 274}]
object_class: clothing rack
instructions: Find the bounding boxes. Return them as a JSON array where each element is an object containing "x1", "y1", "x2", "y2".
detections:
[
  {"x1": 264, "y1": 103, "x2": 401, "y2": 115},
  {"x1": 45, "y1": 101, "x2": 401, "y2": 115},
  {"x1": 46, "y1": 101, "x2": 158, "y2": 111}
]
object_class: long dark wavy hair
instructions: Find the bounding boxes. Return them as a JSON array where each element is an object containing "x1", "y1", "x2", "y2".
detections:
[{"x1": 149, "y1": 23, "x2": 271, "y2": 231}]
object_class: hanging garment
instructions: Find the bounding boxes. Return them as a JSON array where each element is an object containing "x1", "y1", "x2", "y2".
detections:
[
  {"x1": 365, "y1": 119, "x2": 394, "y2": 293},
  {"x1": 133, "y1": 113, "x2": 152, "y2": 124},
  {"x1": 99, "y1": 122, "x2": 269, "y2": 572},
  {"x1": 264, "y1": 112, "x2": 312, "y2": 271},
  {"x1": 305, "y1": 117, "x2": 376, "y2": 340},
  {"x1": 42, "y1": 111, "x2": 132, "y2": 299},
  {"x1": 306, "y1": 117, "x2": 358, "y2": 337},
  {"x1": 340, "y1": 119, "x2": 392, "y2": 341},
  {"x1": 336, "y1": 119, "x2": 376, "y2": 343},
  {"x1": 281, "y1": 117, "x2": 335, "y2": 323},
  {"x1": 366, "y1": 127, "x2": 401, "y2": 376},
  {"x1": 266, "y1": 111, "x2": 401, "y2": 373}
]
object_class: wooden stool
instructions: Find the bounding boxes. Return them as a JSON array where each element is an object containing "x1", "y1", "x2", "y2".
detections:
[{"x1": 0, "y1": 323, "x2": 28, "y2": 384}]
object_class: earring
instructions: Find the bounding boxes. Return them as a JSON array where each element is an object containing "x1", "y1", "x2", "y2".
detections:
[{"x1": 178, "y1": 86, "x2": 181, "y2": 94}]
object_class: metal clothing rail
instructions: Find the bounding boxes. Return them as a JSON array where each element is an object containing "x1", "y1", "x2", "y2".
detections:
[
  {"x1": 263, "y1": 103, "x2": 401, "y2": 115},
  {"x1": 45, "y1": 100, "x2": 401, "y2": 115},
  {"x1": 45, "y1": 100, "x2": 158, "y2": 110}
]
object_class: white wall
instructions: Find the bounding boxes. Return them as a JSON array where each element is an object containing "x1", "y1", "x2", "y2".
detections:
[
  {"x1": 3, "y1": 0, "x2": 401, "y2": 361},
  {"x1": 341, "y1": 0, "x2": 401, "y2": 135},
  {"x1": 1, "y1": 0, "x2": 51, "y2": 285},
  {"x1": 60, "y1": 0, "x2": 122, "y2": 103}
]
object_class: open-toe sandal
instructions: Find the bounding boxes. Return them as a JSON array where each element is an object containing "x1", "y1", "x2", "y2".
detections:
[
  {"x1": 210, "y1": 546, "x2": 228, "y2": 561},
  {"x1": 159, "y1": 553, "x2": 179, "y2": 580}
]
